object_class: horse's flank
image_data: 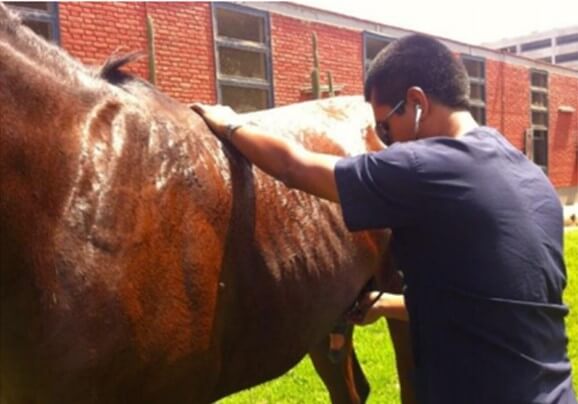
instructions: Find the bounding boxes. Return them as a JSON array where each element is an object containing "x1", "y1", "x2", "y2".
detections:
[{"x1": 1, "y1": 3, "x2": 408, "y2": 403}]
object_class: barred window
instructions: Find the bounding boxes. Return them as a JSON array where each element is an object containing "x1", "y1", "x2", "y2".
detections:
[
  {"x1": 212, "y1": 4, "x2": 273, "y2": 112},
  {"x1": 461, "y1": 56, "x2": 486, "y2": 125},
  {"x1": 5, "y1": 2, "x2": 59, "y2": 43},
  {"x1": 528, "y1": 70, "x2": 549, "y2": 172}
]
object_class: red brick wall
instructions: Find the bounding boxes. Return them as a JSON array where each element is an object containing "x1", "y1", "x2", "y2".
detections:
[
  {"x1": 549, "y1": 73, "x2": 578, "y2": 187},
  {"x1": 59, "y1": 2, "x2": 215, "y2": 103},
  {"x1": 270, "y1": 14, "x2": 363, "y2": 106},
  {"x1": 57, "y1": 2, "x2": 577, "y2": 187},
  {"x1": 486, "y1": 60, "x2": 530, "y2": 151},
  {"x1": 144, "y1": 2, "x2": 215, "y2": 103},
  {"x1": 59, "y1": 2, "x2": 148, "y2": 78}
]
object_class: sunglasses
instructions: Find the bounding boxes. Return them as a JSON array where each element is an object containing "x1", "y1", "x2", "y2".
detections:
[{"x1": 375, "y1": 99, "x2": 405, "y2": 146}]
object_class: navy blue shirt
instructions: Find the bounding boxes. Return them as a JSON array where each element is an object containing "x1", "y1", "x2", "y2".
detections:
[{"x1": 335, "y1": 127, "x2": 576, "y2": 404}]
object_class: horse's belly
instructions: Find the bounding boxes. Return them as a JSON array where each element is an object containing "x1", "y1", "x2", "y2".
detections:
[{"x1": 210, "y1": 181, "x2": 383, "y2": 398}]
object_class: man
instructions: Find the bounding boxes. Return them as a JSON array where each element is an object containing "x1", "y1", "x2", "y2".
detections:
[{"x1": 192, "y1": 34, "x2": 576, "y2": 403}]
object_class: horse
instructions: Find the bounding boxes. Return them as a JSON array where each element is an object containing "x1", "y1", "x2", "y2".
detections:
[{"x1": 0, "y1": 3, "x2": 413, "y2": 403}]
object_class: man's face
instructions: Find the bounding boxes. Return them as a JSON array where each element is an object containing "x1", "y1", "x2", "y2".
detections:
[{"x1": 370, "y1": 90, "x2": 414, "y2": 145}]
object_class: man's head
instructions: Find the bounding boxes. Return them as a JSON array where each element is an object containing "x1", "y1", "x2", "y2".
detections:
[{"x1": 365, "y1": 34, "x2": 472, "y2": 145}]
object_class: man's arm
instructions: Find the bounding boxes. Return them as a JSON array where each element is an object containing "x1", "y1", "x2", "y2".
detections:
[
  {"x1": 349, "y1": 292, "x2": 409, "y2": 324},
  {"x1": 192, "y1": 104, "x2": 340, "y2": 203}
]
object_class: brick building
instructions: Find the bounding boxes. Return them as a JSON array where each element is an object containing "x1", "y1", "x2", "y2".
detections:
[{"x1": 6, "y1": 1, "x2": 578, "y2": 213}]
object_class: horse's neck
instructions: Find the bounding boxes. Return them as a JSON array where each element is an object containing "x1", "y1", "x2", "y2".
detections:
[{"x1": 0, "y1": 41, "x2": 89, "y2": 230}]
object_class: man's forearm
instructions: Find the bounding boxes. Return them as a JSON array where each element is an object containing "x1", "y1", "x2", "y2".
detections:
[
  {"x1": 191, "y1": 103, "x2": 341, "y2": 202},
  {"x1": 377, "y1": 294, "x2": 409, "y2": 322},
  {"x1": 230, "y1": 125, "x2": 340, "y2": 202},
  {"x1": 229, "y1": 125, "x2": 299, "y2": 184}
]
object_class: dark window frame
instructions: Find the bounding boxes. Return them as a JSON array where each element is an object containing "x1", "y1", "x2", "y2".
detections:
[
  {"x1": 362, "y1": 31, "x2": 394, "y2": 80},
  {"x1": 520, "y1": 38, "x2": 551, "y2": 52},
  {"x1": 461, "y1": 54, "x2": 486, "y2": 125},
  {"x1": 555, "y1": 33, "x2": 578, "y2": 46},
  {"x1": 529, "y1": 69, "x2": 549, "y2": 173},
  {"x1": 555, "y1": 52, "x2": 578, "y2": 64},
  {"x1": 212, "y1": 2, "x2": 274, "y2": 111},
  {"x1": 5, "y1": 2, "x2": 60, "y2": 43}
]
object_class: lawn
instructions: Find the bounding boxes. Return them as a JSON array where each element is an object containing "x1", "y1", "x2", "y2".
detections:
[{"x1": 219, "y1": 228, "x2": 578, "y2": 403}]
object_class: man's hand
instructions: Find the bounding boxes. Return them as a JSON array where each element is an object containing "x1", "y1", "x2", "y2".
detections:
[
  {"x1": 191, "y1": 102, "x2": 340, "y2": 203},
  {"x1": 347, "y1": 291, "x2": 408, "y2": 324},
  {"x1": 190, "y1": 103, "x2": 243, "y2": 138},
  {"x1": 347, "y1": 291, "x2": 387, "y2": 325}
]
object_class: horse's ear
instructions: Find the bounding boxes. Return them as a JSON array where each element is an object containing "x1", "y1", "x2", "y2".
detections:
[{"x1": 100, "y1": 51, "x2": 145, "y2": 84}]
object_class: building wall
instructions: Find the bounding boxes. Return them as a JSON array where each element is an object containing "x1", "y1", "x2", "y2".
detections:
[
  {"x1": 483, "y1": 27, "x2": 578, "y2": 71},
  {"x1": 59, "y1": 2, "x2": 149, "y2": 77},
  {"x1": 486, "y1": 60, "x2": 530, "y2": 151},
  {"x1": 270, "y1": 14, "x2": 363, "y2": 106},
  {"x1": 549, "y1": 73, "x2": 578, "y2": 188},
  {"x1": 59, "y1": 2, "x2": 216, "y2": 103},
  {"x1": 56, "y1": 2, "x2": 577, "y2": 189}
]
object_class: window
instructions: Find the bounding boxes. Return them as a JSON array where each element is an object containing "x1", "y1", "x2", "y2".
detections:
[
  {"x1": 555, "y1": 33, "x2": 578, "y2": 46},
  {"x1": 520, "y1": 38, "x2": 551, "y2": 52},
  {"x1": 531, "y1": 72, "x2": 548, "y2": 88},
  {"x1": 212, "y1": 4, "x2": 272, "y2": 112},
  {"x1": 363, "y1": 32, "x2": 393, "y2": 74},
  {"x1": 461, "y1": 56, "x2": 486, "y2": 125},
  {"x1": 5, "y1": 2, "x2": 59, "y2": 43},
  {"x1": 528, "y1": 70, "x2": 548, "y2": 172},
  {"x1": 555, "y1": 52, "x2": 578, "y2": 64}
]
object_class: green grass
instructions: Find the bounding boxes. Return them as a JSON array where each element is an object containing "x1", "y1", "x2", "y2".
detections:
[
  {"x1": 220, "y1": 229, "x2": 578, "y2": 403},
  {"x1": 565, "y1": 228, "x2": 578, "y2": 394}
]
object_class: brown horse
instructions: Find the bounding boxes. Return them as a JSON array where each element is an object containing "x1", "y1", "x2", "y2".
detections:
[{"x1": 0, "y1": 4, "x2": 413, "y2": 403}]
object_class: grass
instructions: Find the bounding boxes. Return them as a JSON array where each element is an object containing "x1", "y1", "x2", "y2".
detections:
[
  {"x1": 565, "y1": 228, "x2": 578, "y2": 394},
  {"x1": 220, "y1": 229, "x2": 578, "y2": 403}
]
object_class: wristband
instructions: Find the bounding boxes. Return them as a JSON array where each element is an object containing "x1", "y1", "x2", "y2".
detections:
[{"x1": 225, "y1": 123, "x2": 243, "y2": 142}]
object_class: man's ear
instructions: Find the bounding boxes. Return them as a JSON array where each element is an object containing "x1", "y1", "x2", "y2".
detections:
[{"x1": 406, "y1": 86, "x2": 428, "y2": 119}]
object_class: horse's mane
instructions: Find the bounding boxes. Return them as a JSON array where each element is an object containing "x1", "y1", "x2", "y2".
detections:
[
  {"x1": 98, "y1": 51, "x2": 186, "y2": 110},
  {"x1": 99, "y1": 52, "x2": 145, "y2": 85}
]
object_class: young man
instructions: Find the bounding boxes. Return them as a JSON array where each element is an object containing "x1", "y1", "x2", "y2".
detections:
[{"x1": 192, "y1": 34, "x2": 576, "y2": 403}]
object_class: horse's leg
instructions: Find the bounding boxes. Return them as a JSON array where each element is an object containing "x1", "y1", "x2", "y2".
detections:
[
  {"x1": 309, "y1": 327, "x2": 369, "y2": 404},
  {"x1": 386, "y1": 318, "x2": 416, "y2": 404},
  {"x1": 349, "y1": 344, "x2": 370, "y2": 403}
]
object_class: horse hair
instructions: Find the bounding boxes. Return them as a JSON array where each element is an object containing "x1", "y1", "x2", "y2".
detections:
[{"x1": 99, "y1": 51, "x2": 146, "y2": 85}]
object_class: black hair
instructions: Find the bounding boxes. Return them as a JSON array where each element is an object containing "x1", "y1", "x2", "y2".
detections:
[{"x1": 364, "y1": 34, "x2": 470, "y2": 111}]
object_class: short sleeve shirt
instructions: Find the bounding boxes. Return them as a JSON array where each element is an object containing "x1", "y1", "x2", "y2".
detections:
[{"x1": 335, "y1": 127, "x2": 576, "y2": 404}]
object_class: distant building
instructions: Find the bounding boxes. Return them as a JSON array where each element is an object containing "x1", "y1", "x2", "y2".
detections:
[{"x1": 484, "y1": 26, "x2": 578, "y2": 70}]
